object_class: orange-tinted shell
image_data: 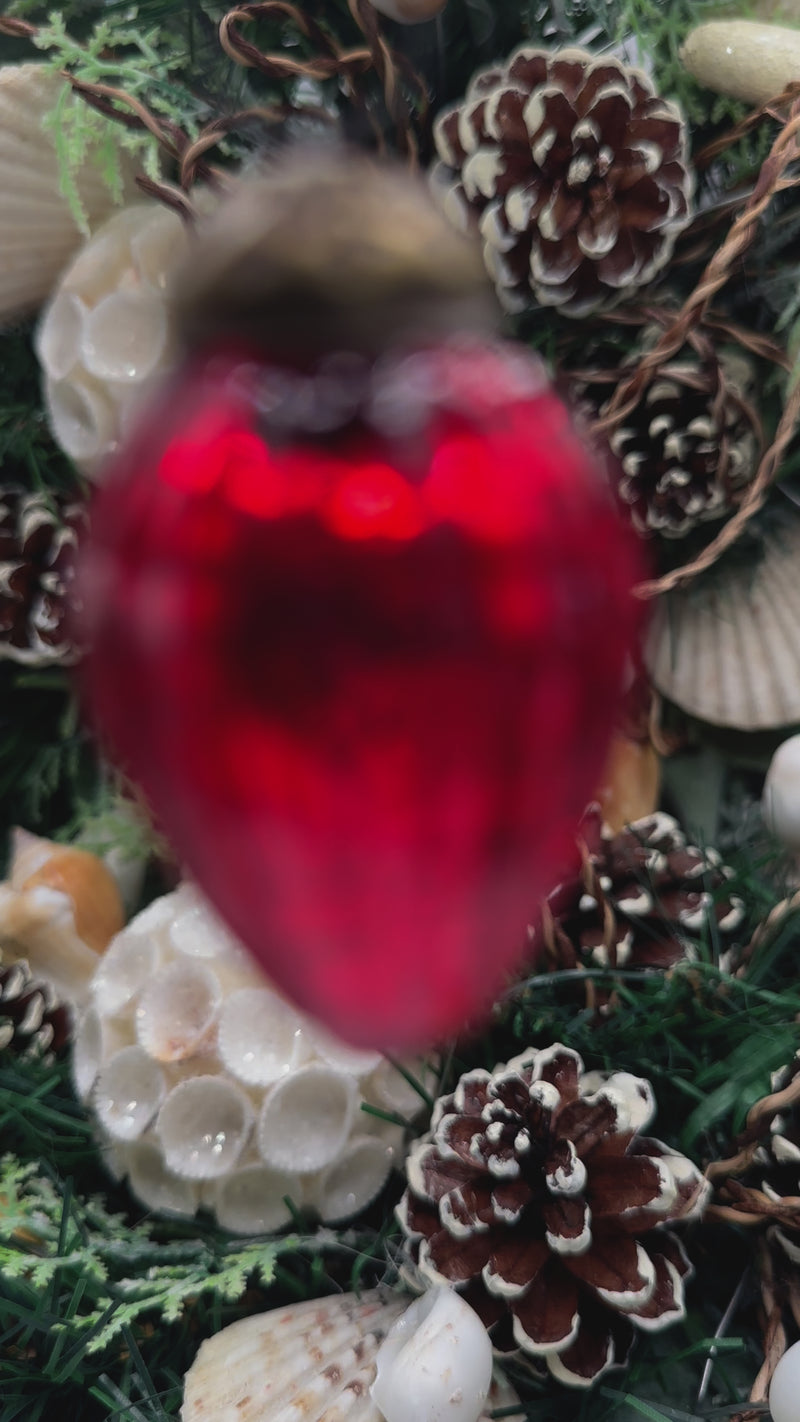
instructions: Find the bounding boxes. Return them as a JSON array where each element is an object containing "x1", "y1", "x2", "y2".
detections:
[
  {"x1": 18, "y1": 843, "x2": 124, "y2": 954},
  {"x1": 595, "y1": 734, "x2": 661, "y2": 835}
]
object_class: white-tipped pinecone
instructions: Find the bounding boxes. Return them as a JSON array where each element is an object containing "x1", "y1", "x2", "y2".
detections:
[{"x1": 432, "y1": 46, "x2": 693, "y2": 317}]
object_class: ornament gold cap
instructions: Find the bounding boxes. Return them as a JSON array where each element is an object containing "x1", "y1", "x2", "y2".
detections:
[{"x1": 171, "y1": 148, "x2": 495, "y2": 361}]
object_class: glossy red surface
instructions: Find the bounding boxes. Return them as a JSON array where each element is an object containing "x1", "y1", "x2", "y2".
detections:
[{"x1": 78, "y1": 342, "x2": 642, "y2": 1049}]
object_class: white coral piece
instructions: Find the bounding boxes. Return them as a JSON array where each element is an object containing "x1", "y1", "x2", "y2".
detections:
[{"x1": 76, "y1": 882, "x2": 436, "y2": 1231}]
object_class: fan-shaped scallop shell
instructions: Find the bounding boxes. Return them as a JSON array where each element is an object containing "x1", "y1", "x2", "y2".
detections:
[
  {"x1": 181, "y1": 1290, "x2": 524, "y2": 1422},
  {"x1": 0, "y1": 63, "x2": 134, "y2": 321},
  {"x1": 645, "y1": 516, "x2": 800, "y2": 729}
]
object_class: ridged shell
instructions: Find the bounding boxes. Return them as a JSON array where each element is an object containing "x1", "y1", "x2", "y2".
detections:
[
  {"x1": 0, "y1": 64, "x2": 134, "y2": 320},
  {"x1": 645, "y1": 517, "x2": 800, "y2": 730},
  {"x1": 181, "y1": 1291, "x2": 525, "y2": 1422}
]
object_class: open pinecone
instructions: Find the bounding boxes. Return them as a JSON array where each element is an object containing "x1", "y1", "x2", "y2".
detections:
[
  {"x1": 0, "y1": 488, "x2": 86, "y2": 665},
  {"x1": 398, "y1": 1044, "x2": 709, "y2": 1387},
  {"x1": 569, "y1": 347, "x2": 760, "y2": 539},
  {"x1": 0, "y1": 960, "x2": 69, "y2": 1058},
  {"x1": 530, "y1": 807, "x2": 745, "y2": 976},
  {"x1": 431, "y1": 46, "x2": 693, "y2": 317}
]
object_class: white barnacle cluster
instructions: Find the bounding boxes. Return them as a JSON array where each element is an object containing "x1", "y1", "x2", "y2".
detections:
[
  {"x1": 35, "y1": 203, "x2": 188, "y2": 477},
  {"x1": 74, "y1": 882, "x2": 431, "y2": 1232}
]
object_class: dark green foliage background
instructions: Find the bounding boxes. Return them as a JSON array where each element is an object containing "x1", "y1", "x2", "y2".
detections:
[{"x1": 2, "y1": 1, "x2": 800, "y2": 1419}]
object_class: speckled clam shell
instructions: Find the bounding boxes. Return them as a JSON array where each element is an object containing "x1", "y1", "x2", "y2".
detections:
[
  {"x1": 0, "y1": 64, "x2": 135, "y2": 321},
  {"x1": 645, "y1": 517, "x2": 800, "y2": 730},
  {"x1": 181, "y1": 1290, "x2": 524, "y2": 1422}
]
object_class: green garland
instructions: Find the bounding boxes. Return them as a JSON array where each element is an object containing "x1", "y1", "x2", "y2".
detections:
[{"x1": 3, "y1": 2, "x2": 800, "y2": 1419}]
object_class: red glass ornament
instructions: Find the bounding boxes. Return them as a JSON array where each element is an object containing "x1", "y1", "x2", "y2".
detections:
[{"x1": 78, "y1": 340, "x2": 642, "y2": 1049}]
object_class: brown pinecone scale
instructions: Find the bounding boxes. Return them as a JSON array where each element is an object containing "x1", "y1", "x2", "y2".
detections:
[
  {"x1": 0, "y1": 488, "x2": 87, "y2": 665},
  {"x1": 0, "y1": 960, "x2": 70, "y2": 1058},
  {"x1": 399, "y1": 1044, "x2": 709, "y2": 1386},
  {"x1": 432, "y1": 46, "x2": 694, "y2": 317},
  {"x1": 530, "y1": 807, "x2": 745, "y2": 975}
]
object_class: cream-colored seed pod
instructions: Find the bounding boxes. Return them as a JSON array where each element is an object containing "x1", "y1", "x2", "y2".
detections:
[
  {"x1": 0, "y1": 829, "x2": 125, "y2": 1006},
  {"x1": 181, "y1": 1290, "x2": 524, "y2": 1422},
  {"x1": 76, "y1": 882, "x2": 433, "y2": 1231},
  {"x1": 36, "y1": 203, "x2": 189, "y2": 477},
  {"x1": 0, "y1": 64, "x2": 136, "y2": 322},
  {"x1": 370, "y1": 0, "x2": 447, "y2": 21},
  {"x1": 763, "y1": 734, "x2": 800, "y2": 850},
  {"x1": 681, "y1": 20, "x2": 800, "y2": 106}
]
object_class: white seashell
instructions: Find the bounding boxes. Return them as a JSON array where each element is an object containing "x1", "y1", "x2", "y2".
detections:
[
  {"x1": 369, "y1": 0, "x2": 447, "y2": 20},
  {"x1": 315, "y1": 1134, "x2": 398, "y2": 1223},
  {"x1": 256, "y1": 1064, "x2": 358, "y2": 1173},
  {"x1": 91, "y1": 923, "x2": 163, "y2": 1017},
  {"x1": 94, "y1": 1044, "x2": 166, "y2": 1140},
  {"x1": 0, "y1": 64, "x2": 136, "y2": 321},
  {"x1": 763, "y1": 734, "x2": 800, "y2": 849},
  {"x1": 72, "y1": 1006, "x2": 135, "y2": 1100},
  {"x1": 123, "y1": 1136, "x2": 201, "y2": 1217},
  {"x1": 681, "y1": 20, "x2": 800, "y2": 107},
  {"x1": 182, "y1": 1291, "x2": 407, "y2": 1422},
  {"x1": 157, "y1": 1075, "x2": 254, "y2": 1179},
  {"x1": 645, "y1": 517, "x2": 800, "y2": 729},
  {"x1": 303, "y1": 1021, "x2": 382, "y2": 1078},
  {"x1": 181, "y1": 1290, "x2": 523, "y2": 1422},
  {"x1": 371, "y1": 1289, "x2": 492, "y2": 1422},
  {"x1": 365, "y1": 1056, "x2": 436, "y2": 1119},
  {"x1": 217, "y1": 987, "x2": 311, "y2": 1086},
  {"x1": 36, "y1": 202, "x2": 189, "y2": 476},
  {"x1": 135, "y1": 958, "x2": 222, "y2": 1062},
  {"x1": 77, "y1": 881, "x2": 427, "y2": 1230},
  {"x1": 213, "y1": 1159, "x2": 301, "y2": 1234}
]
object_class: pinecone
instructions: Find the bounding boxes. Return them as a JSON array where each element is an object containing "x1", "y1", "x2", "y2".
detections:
[
  {"x1": 398, "y1": 1044, "x2": 709, "y2": 1387},
  {"x1": 0, "y1": 961, "x2": 70, "y2": 1058},
  {"x1": 530, "y1": 807, "x2": 745, "y2": 975},
  {"x1": 575, "y1": 350, "x2": 760, "y2": 539},
  {"x1": 431, "y1": 46, "x2": 694, "y2": 318},
  {"x1": 0, "y1": 488, "x2": 87, "y2": 665}
]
